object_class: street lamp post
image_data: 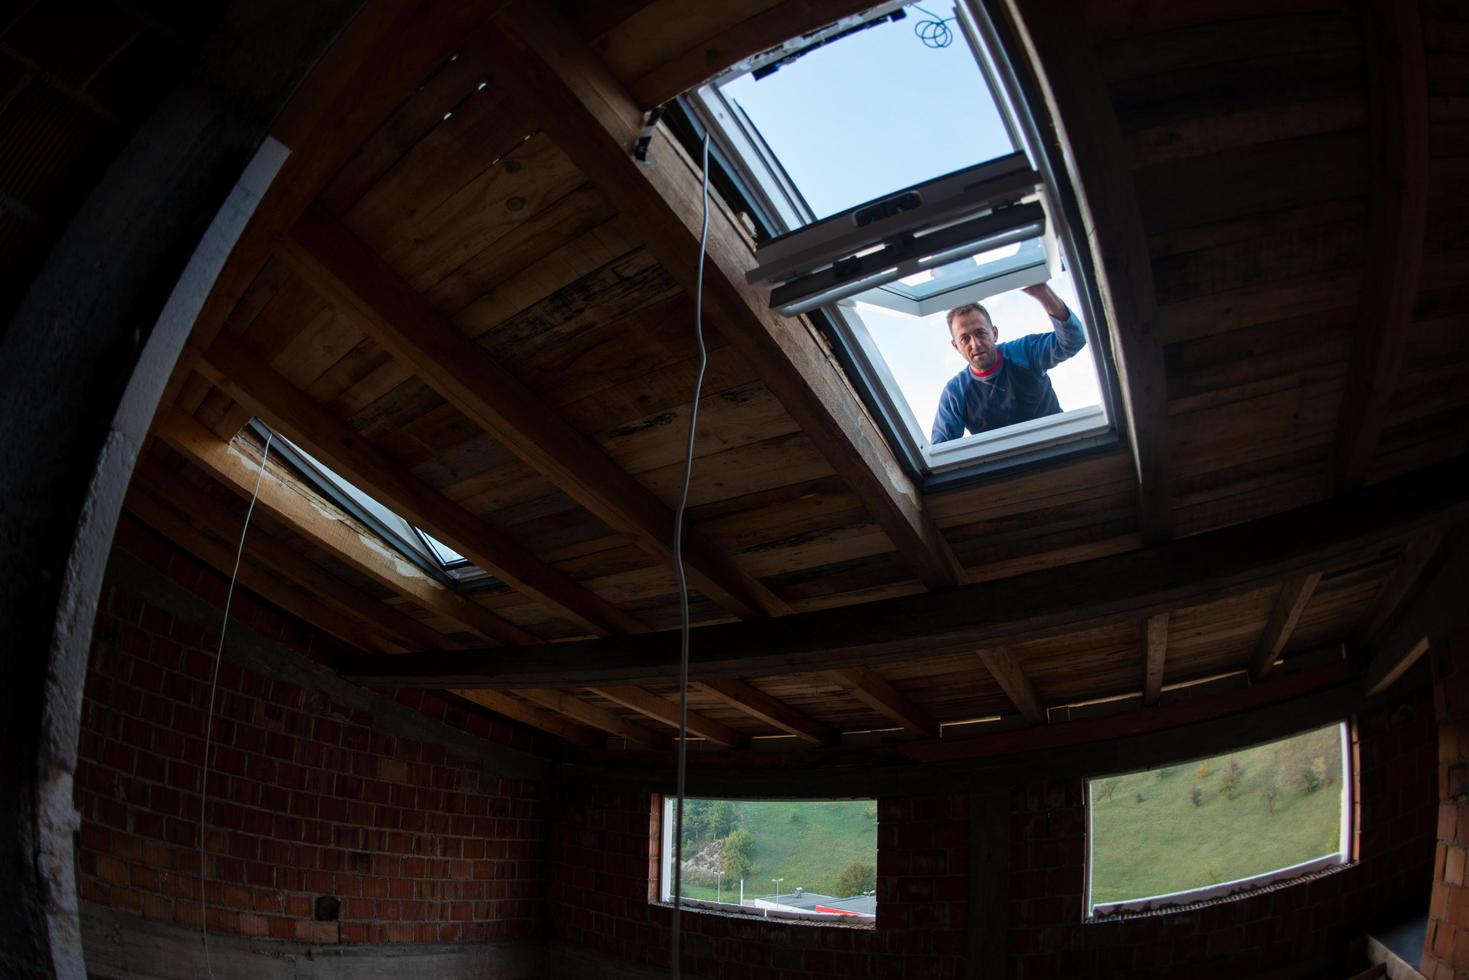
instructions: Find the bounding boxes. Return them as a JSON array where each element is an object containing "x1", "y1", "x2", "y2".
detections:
[
  {"x1": 716, "y1": 869, "x2": 724, "y2": 904},
  {"x1": 771, "y1": 877, "x2": 784, "y2": 905}
]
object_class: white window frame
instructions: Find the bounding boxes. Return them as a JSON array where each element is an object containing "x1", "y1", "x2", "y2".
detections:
[
  {"x1": 683, "y1": 0, "x2": 1117, "y2": 481},
  {"x1": 1085, "y1": 722, "x2": 1354, "y2": 918}
]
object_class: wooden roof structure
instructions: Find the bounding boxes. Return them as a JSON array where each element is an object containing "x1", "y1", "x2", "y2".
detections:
[{"x1": 127, "y1": 0, "x2": 1469, "y2": 772}]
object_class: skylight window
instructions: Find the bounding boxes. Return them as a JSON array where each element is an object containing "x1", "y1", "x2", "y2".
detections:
[
  {"x1": 249, "y1": 421, "x2": 493, "y2": 588},
  {"x1": 682, "y1": 0, "x2": 1120, "y2": 483}
]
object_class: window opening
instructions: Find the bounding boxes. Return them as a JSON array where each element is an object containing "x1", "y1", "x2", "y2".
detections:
[
  {"x1": 247, "y1": 420, "x2": 494, "y2": 588},
  {"x1": 682, "y1": 0, "x2": 1119, "y2": 482},
  {"x1": 1086, "y1": 722, "x2": 1352, "y2": 916},
  {"x1": 657, "y1": 797, "x2": 877, "y2": 923}
]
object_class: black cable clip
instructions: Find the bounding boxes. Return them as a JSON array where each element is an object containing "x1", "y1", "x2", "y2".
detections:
[{"x1": 632, "y1": 105, "x2": 665, "y2": 162}]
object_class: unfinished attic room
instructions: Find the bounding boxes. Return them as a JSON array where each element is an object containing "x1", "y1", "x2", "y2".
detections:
[{"x1": 5, "y1": 0, "x2": 1469, "y2": 977}]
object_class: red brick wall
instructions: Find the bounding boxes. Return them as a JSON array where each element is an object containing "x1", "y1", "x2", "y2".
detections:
[
  {"x1": 73, "y1": 517, "x2": 548, "y2": 945},
  {"x1": 1423, "y1": 630, "x2": 1469, "y2": 979},
  {"x1": 549, "y1": 691, "x2": 1436, "y2": 979},
  {"x1": 552, "y1": 787, "x2": 969, "y2": 978}
]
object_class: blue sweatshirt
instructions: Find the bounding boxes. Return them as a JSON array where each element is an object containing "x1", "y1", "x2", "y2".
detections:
[{"x1": 930, "y1": 309, "x2": 1088, "y2": 444}]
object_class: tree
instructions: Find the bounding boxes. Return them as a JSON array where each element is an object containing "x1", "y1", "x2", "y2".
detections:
[
  {"x1": 707, "y1": 800, "x2": 736, "y2": 838},
  {"x1": 1195, "y1": 762, "x2": 1212, "y2": 780},
  {"x1": 834, "y1": 861, "x2": 876, "y2": 897},
  {"x1": 1261, "y1": 781, "x2": 1280, "y2": 814},
  {"x1": 1219, "y1": 759, "x2": 1242, "y2": 800},
  {"x1": 722, "y1": 829, "x2": 754, "y2": 880},
  {"x1": 1190, "y1": 787, "x2": 1203, "y2": 807}
]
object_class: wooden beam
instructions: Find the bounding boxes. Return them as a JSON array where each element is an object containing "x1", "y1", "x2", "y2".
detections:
[
  {"x1": 1006, "y1": 0, "x2": 1173, "y2": 543},
  {"x1": 1332, "y1": 0, "x2": 1428, "y2": 489},
  {"x1": 132, "y1": 460, "x2": 454, "y2": 653},
  {"x1": 1356, "y1": 528, "x2": 1445, "y2": 645},
  {"x1": 155, "y1": 409, "x2": 534, "y2": 645},
  {"x1": 178, "y1": 1, "x2": 502, "y2": 359},
  {"x1": 1363, "y1": 535, "x2": 1469, "y2": 697},
  {"x1": 588, "y1": 686, "x2": 748, "y2": 748},
  {"x1": 477, "y1": 3, "x2": 963, "y2": 591},
  {"x1": 123, "y1": 489, "x2": 389, "y2": 654},
  {"x1": 197, "y1": 333, "x2": 643, "y2": 637},
  {"x1": 1363, "y1": 637, "x2": 1429, "y2": 698},
  {"x1": 825, "y1": 668, "x2": 936, "y2": 738},
  {"x1": 695, "y1": 679, "x2": 837, "y2": 746},
  {"x1": 450, "y1": 689, "x2": 603, "y2": 749},
  {"x1": 977, "y1": 648, "x2": 1046, "y2": 725},
  {"x1": 516, "y1": 689, "x2": 667, "y2": 748},
  {"x1": 1144, "y1": 612, "x2": 1169, "y2": 706},
  {"x1": 278, "y1": 217, "x2": 787, "y2": 622},
  {"x1": 334, "y1": 455, "x2": 1469, "y2": 690},
  {"x1": 1249, "y1": 572, "x2": 1322, "y2": 681}
]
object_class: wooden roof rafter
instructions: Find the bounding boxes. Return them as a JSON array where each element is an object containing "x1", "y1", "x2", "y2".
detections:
[
  {"x1": 276, "y1": 212, "x2": 790, "y2": 623},
  {"x1": 155, "y1": 409, "x2": 535, "y2": 645},
  {"x1": 131, "y1": 459, "x2": 455, "y2": 653},
  {"x1": 194, "y1": 332, "x2": 645, "y2": 638},
  {"x1": 1331, "y1": 0, "x2": 1429, "y2": 489},
  {"x1": 475, "y1": 1, "x2": 964, "y2": 592},
  {"x1": 1005, "y1": 0, "x2": 1174, "y2": 543}
]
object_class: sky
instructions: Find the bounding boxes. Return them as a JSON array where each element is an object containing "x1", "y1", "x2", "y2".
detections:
[{"x1": 721, "y1": 5, "x2": 1102, "y2": 443}]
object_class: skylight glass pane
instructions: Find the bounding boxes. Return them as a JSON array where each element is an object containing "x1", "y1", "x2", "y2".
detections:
[
  {"x1": 850, "y1": 273, "x2": 1100, "y2": 442},
  {"x1": 417, "y1": 529, "x2": 467, "y2": 567},
  {"x1": 719, "y1": 6, "x2": 1013, "y2": 222},
  {"x1": 876, "y1": 237, "x2": 1044, "y2": 301}
]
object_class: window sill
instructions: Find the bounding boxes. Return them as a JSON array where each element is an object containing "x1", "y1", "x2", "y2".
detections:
[
  {"x1": 924, "y1": 403, "x2": 1111, "y2": 474},
  {"x1": 652, "y1": 899, "x2": 875, "y2": 928},
  {"x1": 1088, "y1": 856, "x2": 1352, "y2": 921}
]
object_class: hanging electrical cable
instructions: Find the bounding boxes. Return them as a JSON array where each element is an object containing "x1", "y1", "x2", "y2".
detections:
[
  {"x1": 197, "y1": 430, "x2": 273, "y2": 979},
  {"x1": 669, "y1": 130, "x2": 713, "y2": 980}
]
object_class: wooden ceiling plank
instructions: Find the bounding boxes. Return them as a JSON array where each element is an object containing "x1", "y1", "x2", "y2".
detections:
[
  {"x1": 162, "y1": 1, "x2": 509, "y2": 436},
  {"x1": 589, "y1": 686, "x2": 748, "y2": 748},
  {"x1": 977, "y1": 648, "x2": 1047, "y2": 725},
  {"x1": 132, "y1": 459, "x2": 454, "y2": 653},
  {"x1": 1144, "y1": 611, "x2": 1169, "y2": 705},
  {"x1": 280, "y1": 214, "x2": 788, "y2": 623},
  {"x1": 123, "y1": 488, "x2": 390, "y2": 654},
  {"x1": 825, "y1": 667, "x2": 936, "y2": 738},
  {"x1": 1332, "y1": 0, "x2": 1429, "y2": 489},
  {"x1": 516, "y1": 689, "x2": 668, "y2": 748},
  {"x1": 197, "y1": 333, "x2": 638, "y2": 638},
  {"x1": 451, "y1": 689, "x2": 604, "y2": 749},
  {"x1": 1006, "y1": 0, "x2": 1174, "y2": 543},
  {"x1": 1249, "y1": 572, "x2": 1323, "y2": 681},
  {"x1": 477, "y1": 3, "x2": 962, "y2": 592},
  {"x1": 694, "y1": 679, "x2": 837, "y2": 746},
  {"x1": 154, "y1": 408, "x2": 533, "y2": 645},
  {"x1": 334, "y1": 454, "x2": 1469, "y2": 690}
]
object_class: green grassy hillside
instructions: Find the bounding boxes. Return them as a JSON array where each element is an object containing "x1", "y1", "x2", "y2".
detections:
[
  {"x1": 1089, "y1": 724, "x2": 1344, "y2": 904},
  {"x1": 676, "y1": 799, "x2": 877, "y2": 903}
]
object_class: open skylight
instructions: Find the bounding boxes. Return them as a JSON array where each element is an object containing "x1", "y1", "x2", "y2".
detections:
[
  {"x1": 683, "y1": 0, "x2": 1118, "y2": 482},
  {"x1": 249, "y1": 420, "x2": 494, "y2": 588}
]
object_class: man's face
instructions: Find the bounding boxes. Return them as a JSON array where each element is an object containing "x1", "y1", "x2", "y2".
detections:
[{"x1": 950, "y1": 310, "x2": 999, "y2": 373}]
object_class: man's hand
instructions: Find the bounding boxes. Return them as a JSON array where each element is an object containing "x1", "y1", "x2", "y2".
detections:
[{"x1": 1022, "y1": 282, "x2": 1068, "y2": 319}]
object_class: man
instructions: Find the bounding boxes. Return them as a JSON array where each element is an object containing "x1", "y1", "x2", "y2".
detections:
[{"x1": 930, "y1": 283, "x2": 1087, "y2": 443}]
